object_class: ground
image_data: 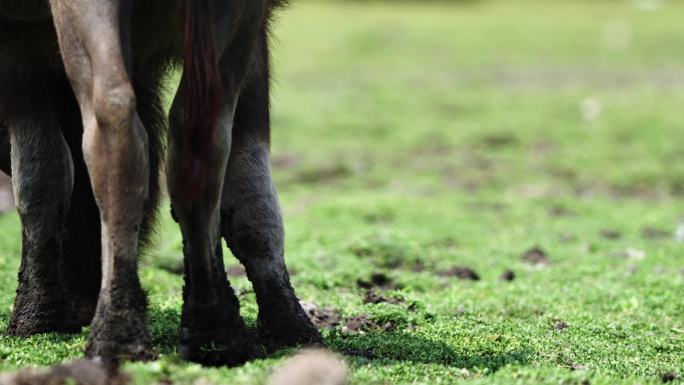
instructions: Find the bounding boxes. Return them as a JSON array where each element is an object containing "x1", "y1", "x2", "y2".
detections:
[{"x1": 1, "y1": 1, "x2": 683, "y2": 384}]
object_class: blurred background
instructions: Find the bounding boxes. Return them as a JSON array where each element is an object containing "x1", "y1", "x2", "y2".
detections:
[{"x1": 267, "y1": 0, "x2": 683, "y2": 204}]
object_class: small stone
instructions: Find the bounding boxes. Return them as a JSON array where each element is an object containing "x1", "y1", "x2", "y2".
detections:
[{"x1": 267, "y1": 350, "x2": 348, "y2": 385}]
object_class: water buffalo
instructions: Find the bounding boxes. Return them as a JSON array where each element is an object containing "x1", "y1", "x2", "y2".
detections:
[{"x1": 0, "y1": 0, "x2": 321, "y2": 366}]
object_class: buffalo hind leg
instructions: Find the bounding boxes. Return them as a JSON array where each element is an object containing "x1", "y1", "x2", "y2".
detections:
[
  {"x1": 167, "y1": 0, "x2": 272, "y2": 366},
  {"x1": 4, "y1": 93, "x2": 82, "y2": 336},
  {"x1": 221, "y1": 32, "x2": 322, "y2": 350},
  {"x1": 168, "y1": 81, "x2": 256, "y2": 366},
  {"x1": 50, "y1": 0, "x2": 154, "y2": 360}
]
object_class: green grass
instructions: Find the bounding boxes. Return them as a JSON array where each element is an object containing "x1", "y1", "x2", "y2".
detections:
[{"x1": 2, "y1": 1, "x2": 684, "y2": 384}]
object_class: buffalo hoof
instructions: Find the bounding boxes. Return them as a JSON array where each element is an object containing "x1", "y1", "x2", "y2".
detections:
[
  {"x1": 85, "y1": 302, "x2": 155, "y2": 362},
  {"x1": 6, "y1": 289, "x2": 85, "y2": 337},
  {"x1": 179, "y1": 302, "x2": 261, "y2": 367},
  {"x1": 257, "y1": 301, "x2": 324, "y2": 352}
]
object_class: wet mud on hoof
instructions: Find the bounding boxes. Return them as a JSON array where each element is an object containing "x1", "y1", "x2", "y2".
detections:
[{"x1": 301, "y1": 301, "x2": 342, "y2": 330}]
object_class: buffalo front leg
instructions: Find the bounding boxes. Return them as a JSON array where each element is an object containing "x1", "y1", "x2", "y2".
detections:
[
  {"x1": 221, "y1": 32, "x2": 322, "y2": 350},
  {"x1": 50, "y1": 0, "x2": 153, "y2": 360},
  {"x1": 4, "y1": 97, "x2": 83, "y2": 336}
]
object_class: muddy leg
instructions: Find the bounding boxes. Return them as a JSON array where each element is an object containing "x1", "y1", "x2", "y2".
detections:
[
  {"x1": 50, "y1": 0, "x2": 153, "y2": 360},
  {"x1": 221, "y1": 32, "x2": 322, "y2": 350},
  {"x1": 4, "y1": 93, "x2": 82, "y2": 336}
]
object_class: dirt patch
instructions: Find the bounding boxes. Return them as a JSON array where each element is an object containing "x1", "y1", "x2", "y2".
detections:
[
  {"x1": 300, "y1": 301, "x2": 341, "y2": 330},
  {"x1": 362, "y1": 290, "x2": 404, "y2": 305},
  {"x1": 226, "y1": 265, "x2": 246, "y2": 277},
  {"x1": 553, "y1": 320, "x2": 570, "y2": 331},
  {"x1": 357, "y1": 273, "x2": 399, "y2": 290},
  {"x1": 641, "y1": 227, "x2": 671, "y2": 240},
  {"x1": 409, "y1": 260, "x2": 427, "y2": 272},
  {"x1": 499, "y1": 270, "x2": 516, "y2": 282},
  {"x1": 477, "y1": 132, "x2": 518, "y2": 149},
  {"x1": 291, "y1": 162, "x2": 352, "y2": 185},
  {"x1": 600, "y1": 229, "x2": 622, "y2": 240},
  {"x1": 615, "y1": 248, "x2": 646, "y2": 260},
  {"x1": 662, "y1": 372, "x2": 678, "y2": 383},
  {"x1": 342, "y1": 314, "x2": 397, "y2": 334},
  {"x1": 548, "y1": 205, "x2": 576, "y2": 217},
  {"x1": 436, "y1": 266, "x2": 480, "y2": 281},
  {"x1": 522, "y1": 247, "x2": 550, "y2": 267}
]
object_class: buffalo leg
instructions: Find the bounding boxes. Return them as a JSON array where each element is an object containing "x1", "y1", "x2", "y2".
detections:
[
  {"x1": 50, "y1": 0, "x2": 153, "y2": 360},
  {"x1": 167, "y1": 0, "x2": 270, "y2": 367},
  {"x1": 221, "y1": 31, "x2": 322, "y2": 350},
  {"x1": 4, "y1": 93, "x2": 82, "y2": 336}
]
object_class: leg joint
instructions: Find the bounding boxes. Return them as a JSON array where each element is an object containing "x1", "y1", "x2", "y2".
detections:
[{"x1": 92, "y1": 82, "x2": 136, "y2": 131}]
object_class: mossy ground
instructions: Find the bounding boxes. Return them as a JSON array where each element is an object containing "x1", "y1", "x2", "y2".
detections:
[{"x1": 1, "y1": 1, "x2": 683, "y2": 384}]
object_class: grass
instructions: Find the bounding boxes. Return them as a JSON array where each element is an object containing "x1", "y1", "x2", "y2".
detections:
[{"x1": 1, "y1": 0, "x2": 684, "y2": 384}]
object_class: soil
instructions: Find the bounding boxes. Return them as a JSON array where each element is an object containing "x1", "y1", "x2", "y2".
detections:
[
  {"x1": 641, "y1": 227, "x2": 671, "y2": 240},
  {"x1": 499, "y1": 270, "x2": 516, "y2": 282},
  {"x1": 300, "y1": 301, "x2": 341, "y2": 330},
  {"x1": 600, "y1": 229, "x2": 622, "y2": 240},
  {"x1": 522, "y1": 247, "x2": 550, "y2": 266},
  {"x1": 362, "y1": 290, "x2": 404, "y2": 305},
  {"x1": 342, "y1": 314, "x2": 396, "y2": 334},
  {"x1": 436, "y1": 266, "x2": 480, "y2": 281},
  {"x1": 357, "y1": 273, "x2": 399, "y2": 290},
  {"x1": 662, "y1": 372, "x2": 678, "y2": 383},
  {"x1": 226, "y1": 265, "x2": 247, "y2": 277}
]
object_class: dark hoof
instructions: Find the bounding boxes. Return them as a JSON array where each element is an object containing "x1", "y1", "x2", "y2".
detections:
[
  {"x1": 6, "y1": 294, "x2": 86, "y2": 337},
  {"x1": 179, "y1": 299, "x2": 261, "y2": 367},
  {"x1": 86, "y1": 338, "x2": 157, "y2": 362},
  {"x1": 258, "y1": 304, "x2": 324, "y2": 352},
  {"x1": 179, "y1": 326, "x2": 262, "y2": 367},
  {"x1": 85, "y1": 304, "x2": 154, "y2": 362}
]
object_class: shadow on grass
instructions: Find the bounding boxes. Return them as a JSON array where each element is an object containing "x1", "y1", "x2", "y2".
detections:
[{"x1": 328, "y1": 331, "x2": 531, "y2": 373}]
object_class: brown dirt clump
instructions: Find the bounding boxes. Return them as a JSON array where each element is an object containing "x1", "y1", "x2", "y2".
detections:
[
  {"x1": 357, "y1": 273, "x2": 398, "y2": 290},
  {"x1": 362, "y1": 290, "x2": 404, "y2": 305},
  {"x1": 342, "y1": 314, "x2": 396, "y2": 334},
  {"x1": 499, "y1": 269, "x2": 516, "y2": 282},
  {"x1": 522, "y1": 247, "x2": 550, "y2": 267},
  {"x1": 436, "y1": 266, "x2": 480, "y2": 281},
  {"x1": 300, "y1": 301, "x2": 341, "y2": 330}
]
